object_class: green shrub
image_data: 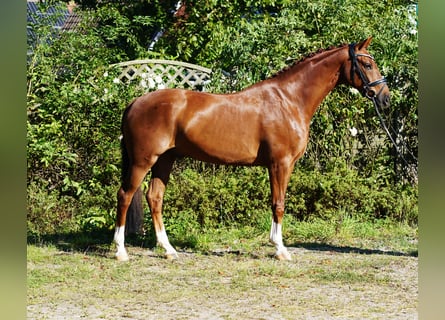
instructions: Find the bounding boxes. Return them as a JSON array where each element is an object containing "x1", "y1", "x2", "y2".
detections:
[
  {"x1": 27, "y1": 182, "x2": 79, "y2": 241},
  {"x1": 286, "y1": 163, "x2": 417, "y2": 225},
  {"x1": 162, "y1": 164, "x2": 271, "y2": 230},
  {"x1": 153, "y1": 160, "x2": 418, "y2": 235}
]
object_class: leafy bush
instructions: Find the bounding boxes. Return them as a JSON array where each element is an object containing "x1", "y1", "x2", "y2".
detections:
[
  {"x1": 27, "y1": 7, "x2": 141, "y2": 238},
  {"x1": 286, "y1": 163, "x2": 418, "y2": 225},
  {"x1": 163, "y1": 164, "x2": 271, "y2": 230},
  {"x1": 158, "y1": 160, "x2": 417, "y2": 236},
  {"x1": 27, "y1": 181, "x2": 78, "y2": 240}
]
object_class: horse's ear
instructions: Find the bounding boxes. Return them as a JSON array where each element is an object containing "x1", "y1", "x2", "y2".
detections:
[{"x1": 357, "y1": 37, "x2": 373, "y2": 50}]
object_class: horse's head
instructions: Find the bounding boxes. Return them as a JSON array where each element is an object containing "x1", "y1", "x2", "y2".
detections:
[{"x1": 344, "y1": 37, "x2": 390, "y2": 108}]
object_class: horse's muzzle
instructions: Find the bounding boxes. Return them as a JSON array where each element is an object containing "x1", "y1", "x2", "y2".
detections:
[
  {"x1": 378, "y1": 91, "x2": 391, "y2": 109},
  {"x1": 376, "y1": 92, "x2": 391, "y2": 109},
  {"x1": 365, "y1": 82, "x2": 390, "y2": 109}
]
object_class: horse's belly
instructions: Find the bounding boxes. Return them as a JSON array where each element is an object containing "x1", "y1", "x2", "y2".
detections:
[{"x1": 175, "y1": 130, "x2": 260, "y2": 165}]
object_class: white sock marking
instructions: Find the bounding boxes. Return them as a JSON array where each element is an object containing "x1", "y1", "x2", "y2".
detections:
[
  {"x1": 114, "y1": 226, "x2": 128, "y2": 258},
  {"x1": 269, "y1": 221, "x2": 290, "y2": 259},
  {"x1": 270, "y1": 221, "x2": 284, "y2": 249},
  {"x1": 156, "y1": 228, "x2": 178, "y2": 256}
]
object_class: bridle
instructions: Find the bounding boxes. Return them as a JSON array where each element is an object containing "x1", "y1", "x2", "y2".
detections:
[
  {"x1": 348, "y1": 43, "x2": 387, "y2": 101},
  {"x1": 348, "y1": 43, "x2": 417, "y2": 170}
]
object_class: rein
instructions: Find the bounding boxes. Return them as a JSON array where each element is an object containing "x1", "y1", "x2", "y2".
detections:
[
  {"x1": 372, "y1": 97, "x2": 417, "y2": 167},
  {"x1": 348, "y1": 43, "x2": 417, "y2": 169}
]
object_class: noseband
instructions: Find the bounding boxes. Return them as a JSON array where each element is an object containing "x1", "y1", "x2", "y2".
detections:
[{"x1": 348, "y1": 43, "x2": 387, "y2": 100}]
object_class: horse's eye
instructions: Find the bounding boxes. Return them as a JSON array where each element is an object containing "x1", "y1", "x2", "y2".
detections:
[{"x1": 364, "y1": 63, "x2": 372, "y2": 70}]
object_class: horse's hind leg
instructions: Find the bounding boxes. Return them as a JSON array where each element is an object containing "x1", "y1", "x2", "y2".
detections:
[
  {"x1": 114, "y1": 164, "x2": 150, "y2": 261},
  {"x1": 146, "y1": 152, "x2": 177, "y2": 259}
]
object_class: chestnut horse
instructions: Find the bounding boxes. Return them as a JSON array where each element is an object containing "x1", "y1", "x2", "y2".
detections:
[{"x1": 114, "y1": 37, "x2": 390, "y2": 261}]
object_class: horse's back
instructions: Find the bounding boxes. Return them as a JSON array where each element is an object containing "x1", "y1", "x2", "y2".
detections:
[{"x1": 123, "y1": 88, "x2": 267, "y2": 164}]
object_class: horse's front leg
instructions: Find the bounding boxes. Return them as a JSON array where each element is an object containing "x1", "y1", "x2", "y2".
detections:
[
  {"x1": 268, "y1": 160, "x2": 295, "y2": 261},
  {"x1": 147, "y1": 154, "x2": 178, "y2": 260}
]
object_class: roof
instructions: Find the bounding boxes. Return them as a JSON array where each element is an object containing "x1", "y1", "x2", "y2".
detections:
[
  {"x1": 27, "y1": 0, "x2": 81, "y2": 46},
  {"x1": 61, "y1": 12, "x2": 82, "y2": 31}
]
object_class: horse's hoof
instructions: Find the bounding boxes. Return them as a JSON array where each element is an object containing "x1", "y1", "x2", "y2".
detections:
[
  {"x1": 115, "y1": 252, "x2": 129, "y2": 262},
  {"x1": 165, "y1": 252, "x2": 179, "y2": 260},
  {"x1": 275, "y1": 251, "x2": 292, "y2": 261}
]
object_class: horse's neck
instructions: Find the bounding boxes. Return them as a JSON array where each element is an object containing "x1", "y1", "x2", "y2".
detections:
[{"x1": 275, "y1": 47, "x2": 347, "y2": 120}]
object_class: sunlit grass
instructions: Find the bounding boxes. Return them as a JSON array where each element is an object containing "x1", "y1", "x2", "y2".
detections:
[
  {"x1": 27, "y1": 215, "x2": 418, "y2": 319},
  {"x1": 147, "y1": 212, "x2": 419, "y2": 263}
]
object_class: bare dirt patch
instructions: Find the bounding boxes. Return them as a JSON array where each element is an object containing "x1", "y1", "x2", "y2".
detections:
[{"x1": 27, "y1": 244, "x2": 417, "y2": 319}]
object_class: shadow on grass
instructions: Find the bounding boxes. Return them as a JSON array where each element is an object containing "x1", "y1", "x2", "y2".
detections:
[
  {"x1": 27, "y1": 229, "x2": 418, "y2": 259},
  {"x1": 292, "y1": 242, "x2": 418, "y2": 257},
  {"x1": 27, "y1": 229, "x2": 158, "y2": 257},
  {"x1": 26, "y1": 228, "x2": 203, "y2": 258}
]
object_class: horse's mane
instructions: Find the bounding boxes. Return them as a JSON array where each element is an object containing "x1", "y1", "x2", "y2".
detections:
[{"x1": 271, "y1": 43, "x2": 348, "y2": 78}]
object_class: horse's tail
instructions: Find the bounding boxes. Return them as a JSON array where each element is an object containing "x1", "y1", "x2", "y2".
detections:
[{"x1": 120, "y1": 101, "x2": 144, "y2": 235}]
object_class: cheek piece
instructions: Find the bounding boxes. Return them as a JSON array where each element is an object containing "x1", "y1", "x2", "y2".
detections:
[{"x1": 348, "y1": 43, "x2": 387, "y2": 101}]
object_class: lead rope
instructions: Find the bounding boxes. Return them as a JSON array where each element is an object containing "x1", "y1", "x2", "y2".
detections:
[{"x1": 371, "y1": 97, "x2": 417, "y2": 168}]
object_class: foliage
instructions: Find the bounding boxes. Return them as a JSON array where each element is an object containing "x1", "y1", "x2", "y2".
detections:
[
  {"x1": 27, "y1": 6, "x2": 143, "y2": 237},
  {"x1": 161, "y1": 161, "x2": 417, "y2": 231},
  {"x1": 67, "y1": 0, "x2": 179, "y2": 60},
  {"x1": 27, "y1": 1, "x2": 417, "y2": 239},
  {"x1": 27, "y1": 181, "x2": 78, "y2": 240}
]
